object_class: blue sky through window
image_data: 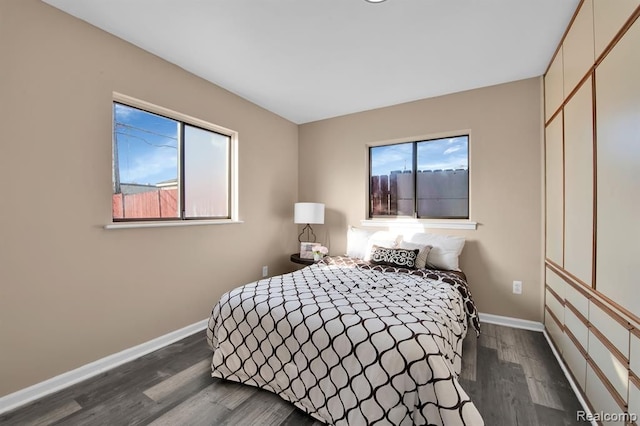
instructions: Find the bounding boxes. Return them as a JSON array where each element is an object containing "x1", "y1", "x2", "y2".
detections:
[
  {"x1": 371, "y1": 136, "x2": 468, "y2": 176},
  {"x1": 113, "y1": 103, "x2": 179, "y2": 186}
]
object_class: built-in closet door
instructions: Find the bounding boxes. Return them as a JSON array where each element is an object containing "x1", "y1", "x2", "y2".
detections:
[
  {"x1": 563, "y1": 79, "x2": 593, "y2": 287},
  {"x1": 595, "y1": 17, "x2": 640, "y2": 315},
  {"x1": 545, "y1": 116, "x2": 563, "y2": 266}
]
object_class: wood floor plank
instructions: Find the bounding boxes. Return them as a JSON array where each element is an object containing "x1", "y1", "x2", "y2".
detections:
[
  {"x1": 474, "y1": 345, "x2": 514, "y2": 425},
  {"x1": 500, "y1": 360, "x2": 539, "y2": 426},
  {"x1": 535, "y1": 403, "x2": 580, "y2": 426},
  {"x1": 519, "y1": 354, "x2": 554, "y2": 383},
  {"x1": 147, "y1": 385, "x2": 232, "y2": 426},
  {"x1": 520, "y1": 355, "x2": 566, "y2": 410},
  {"x1": 526, "y1": 376, "x2": 565, "y2": 411},
  {"x1": 496, "y1": 337, "x2": 521, "y2": 364},
  {"x1": 71, "y1": 332, "x2": 211, "y2": 409},
  {"x1": 207, "y1": 378, "x2": 259, "y2": 410},
  {"x1": 51, "y1": 392, "x2": 156, "y2": 425},
  {"x1": 474, "y1": 344, "x2": 544, "y2": 426},
  {"x1": 218, "y1": 386, "x2": 295, "y2": 426},
  {"x1": 479, "y1": 330, "x2": 498, "y2": 350},
  {"x1": 280, "y1": 408, "x2": 324, "y2": 426},
  {"x1": 513, "y1": 329, "x2": 542, "y2": 357},
  {"x1": 144, "y1": 358, "x2": 210, "y2": 401},
  {"x1": 480, "y1": 322, "x2": 498, "y2": 337},
  {"x1": 496, "y1": 324, "x2": 518, "y2": 347},
  {"x1": 460, "y1": 330, "x2": 477, "y2": 381},
  {"x1": 2, "y1": 399, "x2": 82, "y2": 426}
]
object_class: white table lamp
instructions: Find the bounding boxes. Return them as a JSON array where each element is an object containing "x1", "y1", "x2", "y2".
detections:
[{"x1": 294, "y1": 202, "x2": 324, "y2": 242}]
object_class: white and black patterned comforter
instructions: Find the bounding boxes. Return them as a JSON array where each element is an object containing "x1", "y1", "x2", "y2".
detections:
[{"x1": 207, "y1": 256, "x2": 483, "y2": 425}]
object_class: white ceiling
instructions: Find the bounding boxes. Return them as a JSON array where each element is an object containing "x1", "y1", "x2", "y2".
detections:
[{"x1": 43, "y1": 0, "x2": 579, "y2": 124}]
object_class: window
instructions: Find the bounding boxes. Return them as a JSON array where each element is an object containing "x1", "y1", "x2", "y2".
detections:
[
  {"x1": 369, "y1": 135, "x2": 469, "y2": 219},
  {"x1": 112, "y1": 96, "x2": 236, "y2": 222}
]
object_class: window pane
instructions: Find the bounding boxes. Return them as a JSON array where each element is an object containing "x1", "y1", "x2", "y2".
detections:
[
  {"x1": 183, "y1": 125, "x2": 230, "y2": 218},
  {"x1": 416, "y1": 136, "x2": 469, "y2": 218},
  {"x1": 370, "y1": 143, "x2": 414, "y2": 216},
  {"x1": 112, "y1": 103, "x2": 179, "y2": 219}
]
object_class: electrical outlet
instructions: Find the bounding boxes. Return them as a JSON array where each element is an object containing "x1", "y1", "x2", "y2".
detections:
[
  {"x1": 262, "y1": 265, "x2": 268, "y2": 277},
  {"x1": 513, "y1": 280, "x2": 522, "y2": 294}
]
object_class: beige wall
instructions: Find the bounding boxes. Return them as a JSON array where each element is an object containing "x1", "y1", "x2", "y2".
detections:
[
  {"x1": 0, "y1": 0, "x2": 299, "y2": 397},
  {"x1": 299, "y1": 78, "x2": 544, "y2": 322}
]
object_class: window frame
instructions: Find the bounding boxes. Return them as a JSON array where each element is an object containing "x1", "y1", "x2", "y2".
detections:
[
  {"x1": 111, "y1": 93, "x2": 239, "y2": 224},
  {"x1": 367, "y1": 133, "x2": 470, "y2": 221}
]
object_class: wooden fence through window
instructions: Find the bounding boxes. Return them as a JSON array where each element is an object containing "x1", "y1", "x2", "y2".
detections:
[
  {"x1": 370, "y1": 169, "x2": 469, "y2": 218},
  {"x1": 112, "y1": 189, "x2": 178, "y2": 219}
]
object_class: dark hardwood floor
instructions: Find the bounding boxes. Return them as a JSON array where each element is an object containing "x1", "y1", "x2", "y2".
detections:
[{"x1": 0, "y1": 323, "x2": 585, "y2": 425}]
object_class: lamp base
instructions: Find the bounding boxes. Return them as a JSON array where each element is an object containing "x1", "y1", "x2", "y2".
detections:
[{"x1": 297, "y1": 224, "x2": 316, "y2": 243}]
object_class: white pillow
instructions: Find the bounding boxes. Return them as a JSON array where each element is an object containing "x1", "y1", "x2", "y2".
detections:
[
  {"x1": 402, "y1": 233, "x2": 465, "y2": 271},
  {"x1": 346, "y1": 226, "x2": 377, "y2": 259},
  {"x1": 363, "y1": 231, "x2": 401, "y2": 261},
  {"x1": 397, "y1": 241, "x2": 432, "y2": 269}
]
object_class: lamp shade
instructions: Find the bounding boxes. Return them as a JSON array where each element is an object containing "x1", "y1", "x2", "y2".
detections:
[{"x1": 294, "y1": 203, "x2": 325, "y2": 224}]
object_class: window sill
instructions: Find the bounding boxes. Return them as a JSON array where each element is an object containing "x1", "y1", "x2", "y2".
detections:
[
  {"x1": 104, "y1": 219, "x2": 244, "y2": 230},
  {"x1": 361, "y1": 219, "x2": 477, "y2": 230}
]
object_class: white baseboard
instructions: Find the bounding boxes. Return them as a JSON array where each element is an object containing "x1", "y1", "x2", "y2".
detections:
[
  {"x1": 0, "y1": 319, "x2": 209, "y2": 415},
  {"x1": 478, "y1": 312, "x2": 545, "y2": 332}
]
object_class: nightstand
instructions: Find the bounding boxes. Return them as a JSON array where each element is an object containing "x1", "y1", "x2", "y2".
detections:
[{"x1": 290, "y1": 253, "x2": 316, "y2": 265}]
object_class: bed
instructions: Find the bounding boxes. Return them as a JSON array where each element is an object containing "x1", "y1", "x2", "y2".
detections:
[{"x1": 207, "y1": 231, "x2": 483, "y2": 425}]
